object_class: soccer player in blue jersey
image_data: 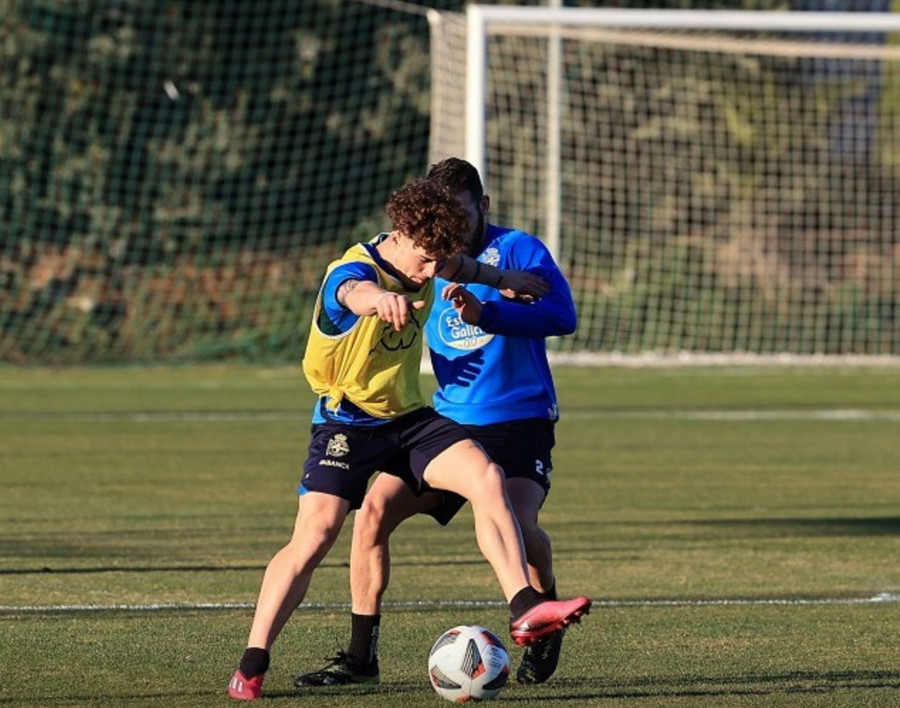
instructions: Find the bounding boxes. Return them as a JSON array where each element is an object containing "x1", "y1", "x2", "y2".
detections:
[
  {"x1": 293, "y1": 158, "x2": 579, "y2": 689},
  {"x1": 228, "y1": 176, "x2": 590, "y2": 700}
]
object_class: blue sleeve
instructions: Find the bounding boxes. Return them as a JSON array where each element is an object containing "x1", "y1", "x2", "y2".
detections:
[
  {"x1": 318, "y1": 262, "x2": 378, "y2": 334},
  {"x1": 476, "y1": 239, "x2": 576, "y2": 338}
]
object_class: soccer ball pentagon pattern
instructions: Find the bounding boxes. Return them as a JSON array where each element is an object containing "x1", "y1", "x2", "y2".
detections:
[{"x1": 427, "y1": 625, "x2": 510, "y2": 702}]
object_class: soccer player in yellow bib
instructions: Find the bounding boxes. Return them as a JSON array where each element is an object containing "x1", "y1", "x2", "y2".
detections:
[{"x1": 227, "y1": 178, "x2": 592, "y2": 700}]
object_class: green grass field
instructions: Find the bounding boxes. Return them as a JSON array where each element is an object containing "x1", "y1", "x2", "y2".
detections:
[{"x1": 2, "y1": 365, "x2": 900, "y2": 707}]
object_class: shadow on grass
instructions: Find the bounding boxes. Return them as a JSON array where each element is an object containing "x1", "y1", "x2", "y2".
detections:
[
  {"x1": 4, "y1": 672, "x2": 900, "y2": 705},
  {"x1": 687, "y1": 516, "x2": 900, "y2": 538},
  {"x1": 0, "y1": 558, "x2": 486, "y2": 576},
  {"x1": 532, "y1": 669, "x2": 900, "y2": 700},
  {"x1": 580, "y1": 516, "x2": 900, "y2": 542},
  {"x1": 0, "y1": 682, "x2": 434, "y2": 706}
]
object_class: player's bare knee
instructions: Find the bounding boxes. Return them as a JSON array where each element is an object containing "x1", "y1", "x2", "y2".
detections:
[
  {"x1": 291, "y1": 518, "x2": 342, "y2": 563},
  {"x1": 284, "y1": 536, "x2": 329, "y2": 569},
  {"x1": 474, "y1": 459, "x2": 504, "y2": 486},
  {"x1": 466, "y1": 461, "x2": 506, "y2": 503},
  {"x1": 354, "y1": 496, "x2": 388, "y2": 544}
]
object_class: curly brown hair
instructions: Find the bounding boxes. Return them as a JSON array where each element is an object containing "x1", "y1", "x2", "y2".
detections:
[{"x1": 385, "y1": 178, "x2": 469, "y2": 259}]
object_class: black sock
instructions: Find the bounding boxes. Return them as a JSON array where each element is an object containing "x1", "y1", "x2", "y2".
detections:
[
  {"x1": 348, "y1": 613, "x2": 380, "y2": 665},
  {"x1": 239, "y1": 647, "x2": 270, "y2": 679},
  {"x1": 509, "y1": 586, "x2": 544, "y2": 618},
  {"x1": 543, "y1": 580, "x2": 558, "y2": 601}
]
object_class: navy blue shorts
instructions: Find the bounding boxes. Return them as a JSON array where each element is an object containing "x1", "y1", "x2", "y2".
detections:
[
  {"x1": 424, "y1": 418, "x2": 555, "y2": 526},
  {"x1": 299, "y1": 407, "x2": 471, "y2": 510}
]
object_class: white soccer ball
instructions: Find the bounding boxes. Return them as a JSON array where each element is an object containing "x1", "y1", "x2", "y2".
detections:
[{"x1": 427, "y1": 625, "x2": 510, "y2": 702}]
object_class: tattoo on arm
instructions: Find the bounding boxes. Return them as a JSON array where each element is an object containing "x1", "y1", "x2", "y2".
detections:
[{"x1": 336, "y1": 279, "x2": 361, "y2": 307}]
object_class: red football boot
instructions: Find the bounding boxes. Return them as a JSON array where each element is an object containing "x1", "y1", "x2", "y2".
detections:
[
  {"x1": 509, "y1": 596, "x2": 591, "y2": 647},
  {"x1": 228, "y1": 669, "x2": 264, "y2": 700}
]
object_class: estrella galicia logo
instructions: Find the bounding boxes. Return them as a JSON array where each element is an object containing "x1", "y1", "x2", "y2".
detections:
[{"x1": 436, "y1": 305, "x2": 493, "y2": 351}]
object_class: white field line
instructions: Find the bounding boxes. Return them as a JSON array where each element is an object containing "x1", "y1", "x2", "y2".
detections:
[
  {"x1": 2, "y1": 593, "x2": 900, "y2": 614},
  {"x1": 5, "y1": 409, "x2": 900, "y2": 423},
  {"x1": 566, "y1": 409, "x2": 900, "y2": 422},
  {"x1": 34, "y1": 411, "x2": 308, "y2": 422}
]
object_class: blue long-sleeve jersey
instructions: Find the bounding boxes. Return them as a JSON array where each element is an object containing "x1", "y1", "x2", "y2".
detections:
[{"x1": 427, "y1": 224, "x2": 577, "y2": 426}]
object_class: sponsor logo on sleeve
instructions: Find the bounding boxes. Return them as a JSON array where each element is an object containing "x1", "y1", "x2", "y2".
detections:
[{"x1": 482, "y1": 247, "x2": 501, "y2": 267}]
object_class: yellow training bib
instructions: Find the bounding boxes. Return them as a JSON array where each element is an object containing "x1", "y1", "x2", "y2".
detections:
[{"x1": 302, "y1": 240, "x2": 434, "y2": 419}]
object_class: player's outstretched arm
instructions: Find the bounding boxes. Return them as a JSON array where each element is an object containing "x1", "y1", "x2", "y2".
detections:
[{"x1": 338, "y1": 279, "x2": 424, "y2": 332}]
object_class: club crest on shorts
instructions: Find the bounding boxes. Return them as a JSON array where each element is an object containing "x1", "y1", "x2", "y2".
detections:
[{"x1": 326, "y1": 433, "x2": 350, "y2": 458}]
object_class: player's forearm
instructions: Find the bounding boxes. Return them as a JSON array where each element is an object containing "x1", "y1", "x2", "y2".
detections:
[
  {"x1": 477, "y1": 294, "x2": 577, "y2": 337},
  {"x1": 338, "y1": 279, "x2": 391, "y2": 315},
  {"x1": 439, "y1": 255, "x2": 504, "y2": 288}
]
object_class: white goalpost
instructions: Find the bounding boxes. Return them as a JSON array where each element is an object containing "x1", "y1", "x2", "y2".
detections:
[{"x1": 429, "y1": 7, "x2": 900, "y2": 364}]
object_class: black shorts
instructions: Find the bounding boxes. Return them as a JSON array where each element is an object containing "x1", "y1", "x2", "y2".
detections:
[
  {"x1": 424, "y1": 418, "x2": 555, "y2": 526},
  {"x1": 299, "y1": 407, "x2": 471, "y2": 510}
]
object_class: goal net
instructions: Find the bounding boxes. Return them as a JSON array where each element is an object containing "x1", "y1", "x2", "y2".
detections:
[
  {"x1": 429, "y1": 7, "x2": 900, "y2": 363},
  {"x1": 0, "y1": 0, "x2": 435, "y2": 364}
]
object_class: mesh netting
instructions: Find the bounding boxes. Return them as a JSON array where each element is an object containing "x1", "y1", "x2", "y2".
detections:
[{"x1": 1, "y1": 0, "x2": 434, "y2": 363}]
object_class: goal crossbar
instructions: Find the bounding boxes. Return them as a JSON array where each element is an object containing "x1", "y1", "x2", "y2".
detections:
[
  {"x1": 465, "y1": 8, "x2": 900, "y2": 181},
  {"x1": 428, "y1": 7, "x2": 900, "y2": 362}
]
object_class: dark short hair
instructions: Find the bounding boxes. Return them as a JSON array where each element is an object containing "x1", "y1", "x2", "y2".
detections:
[
  {"x1": 427, "y1": 157, "x2": 484, "y2": 202},
  {"x1": 385, "y1": 178, "x2": 469, "y2": 259}
]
